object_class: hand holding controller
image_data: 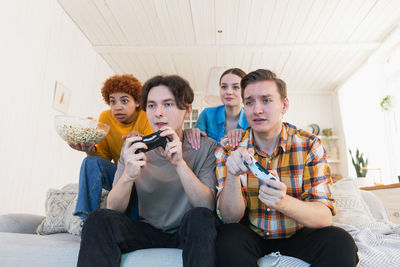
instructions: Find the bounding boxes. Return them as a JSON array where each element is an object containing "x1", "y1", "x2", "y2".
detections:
[
  {"x1": 243, "y1": 155, "x2": 276, "y2": 184},
  {"x1": 133, "y1": 130, "x2": 172, "y2": 154}
]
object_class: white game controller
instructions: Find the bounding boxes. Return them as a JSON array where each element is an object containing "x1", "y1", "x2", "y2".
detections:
[{"x1": 242, "y1": 155, "x2": 276, "y2": 184}]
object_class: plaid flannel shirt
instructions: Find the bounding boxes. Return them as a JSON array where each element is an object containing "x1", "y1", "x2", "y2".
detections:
[{"x1": 215, "y1": 123, "x2": 336, "y2": 239}]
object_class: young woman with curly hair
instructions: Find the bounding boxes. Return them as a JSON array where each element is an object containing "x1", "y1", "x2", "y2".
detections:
[{"x1": 69, "y1": 74, "x2": 153, "y2": 224}]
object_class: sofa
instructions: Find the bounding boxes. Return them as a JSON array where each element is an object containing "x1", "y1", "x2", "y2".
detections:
[{"x1": 1, "y1": 178, "x2": 399, "y2": 267}]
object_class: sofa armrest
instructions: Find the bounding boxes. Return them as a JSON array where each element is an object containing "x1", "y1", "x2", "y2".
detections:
[
  {"x1": 0, "y1": 214, "x2": 45, "y2": 234},
  {"x1": 360, "y1": 190, "x2": 390, "y2": 222}
]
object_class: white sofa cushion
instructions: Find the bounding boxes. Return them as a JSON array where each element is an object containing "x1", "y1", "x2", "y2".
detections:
[
  {"x1": 332, "y1": 177, "x2": 376, "y2": 227},
  {"x1": 36, "y1": 184, "x2": 108, "y2": 236}
]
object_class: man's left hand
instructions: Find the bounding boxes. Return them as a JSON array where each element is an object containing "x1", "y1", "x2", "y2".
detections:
[
  {"x1": 160, "y1": 126, "x2": 184, "y2": 167},
  {"x1": 258, "y1": 170, "x2": 287, "y2": 210}
]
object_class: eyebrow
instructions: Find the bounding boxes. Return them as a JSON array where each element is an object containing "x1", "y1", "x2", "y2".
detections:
[
  {"x1": 147, "y1": 98, "x2": 175, "y2": 103},
  {"x1": 221, "y1": 82, "x2": 240, "y2": 85},
  {"x1": 109, "y1": 96, "x2": 129, "y2": 99},
  {"x1": 244, "y1": 94, "x2": 273, "y2": 100}
]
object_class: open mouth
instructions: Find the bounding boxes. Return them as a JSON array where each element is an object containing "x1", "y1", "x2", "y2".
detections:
[{"x1": 155, "y1": 122, "x2": 168, "y2": 128}]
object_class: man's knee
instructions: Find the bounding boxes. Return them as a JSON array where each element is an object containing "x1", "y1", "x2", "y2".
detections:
[
  {"x1": 82, "y1": 209, "x2": 119, "y2": 235},
  {"x1": 182, "y1": 207, "x2": 218, "y2": 226},
  {"x1": 320, "y1": 226, "x2": 357, "y2": 250},
  {"x1": 217, "y1": 223, "x2": 257, "y2": 255},
  {"x1": 318, "y1": 226, "x2": 358, "y2": 264},
  {"x1": 82, "y1": 156, "x2": 102, "y2": 167}
]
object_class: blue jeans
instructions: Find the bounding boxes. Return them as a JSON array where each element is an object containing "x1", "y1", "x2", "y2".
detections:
[{"x1": 74, "y1": 156, "x2": 138, "y2": 222}]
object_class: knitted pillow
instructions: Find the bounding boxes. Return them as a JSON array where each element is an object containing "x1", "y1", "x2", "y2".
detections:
[
  {"x1": 36, "y1": 184, "x2": 108, "y2": 236},
  {"x1": 332, "y1": 177, "x2": 376, "y2": 227}
]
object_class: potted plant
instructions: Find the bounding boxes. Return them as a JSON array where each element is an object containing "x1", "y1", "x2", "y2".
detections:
[
  {"x1": 349, "y1": 148, "x2": 368, "y2": 177},
  {"x1": 349, "y1": 148, "x2": 372, "y2": 187}
]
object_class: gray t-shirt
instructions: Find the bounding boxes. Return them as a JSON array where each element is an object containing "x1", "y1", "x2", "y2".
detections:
[{"x1": 113, "y1": 132, "x2": 217, "y2": 231}]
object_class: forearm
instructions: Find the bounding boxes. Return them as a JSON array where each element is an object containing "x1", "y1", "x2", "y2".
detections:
[
  {"x1": 278, "y1": 195, "x2": 332, "y2": 228},
  {"x1": 219, "y1": 173, "x2": 246, "y2": 223},
  {"x1": 106, "y1": 173, "x2": 134, "y2": 212},
  {"x1": 175, "y1": 161, "x2": 215, "y2": 210}
]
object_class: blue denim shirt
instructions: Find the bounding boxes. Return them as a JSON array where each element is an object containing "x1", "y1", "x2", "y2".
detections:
[{"x1": 194, "y1": 105, "x2": 249, "y2": 143}]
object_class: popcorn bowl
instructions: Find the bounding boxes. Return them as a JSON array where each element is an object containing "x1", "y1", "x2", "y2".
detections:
[{"x1": 54, "y1": 115, "x2": 110, "y2": 146}]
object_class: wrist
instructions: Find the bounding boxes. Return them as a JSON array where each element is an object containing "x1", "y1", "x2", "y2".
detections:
[
  {"x1": 227, "y1": 171, "x2": 241, "y2": 180},
  {"x1": 122, "y1": 170, "x2": 137, "y2": 183},
  {"x1": 174, "y1": 159, "x2": 187, "y2": 169},
  {"x1": 275, "y1": 194, "x2": 291, "y2": 211},
  {"x1": 88, "y1": 145, "x2": 97, "y2": 154}
]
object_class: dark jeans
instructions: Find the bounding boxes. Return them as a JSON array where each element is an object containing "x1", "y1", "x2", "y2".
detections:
[
  {"x1": 77, "y1": 207, "x2": 220, "y2": 267},
  {"x1": 217, "y1": 223, "x2": 359, "y2": 267}
]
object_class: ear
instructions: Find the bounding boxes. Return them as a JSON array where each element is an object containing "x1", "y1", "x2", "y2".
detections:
[
  {"x1": 282, "y1": 98, "x2": 289, "y2": 114},
  {"x1": 185, "y1": 104, "x2": 193, "y2": 118}
]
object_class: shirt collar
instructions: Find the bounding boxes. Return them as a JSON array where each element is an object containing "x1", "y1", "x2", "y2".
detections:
[
  {"x1": 237, "y1": 107, "x2": 247, "y2": 128},
  {"x1": 248, "y1": 123, "x2": 288, "y2": 158},
  {"x1": 216, "y1": 105, "x2": 225, "y2": 125}
]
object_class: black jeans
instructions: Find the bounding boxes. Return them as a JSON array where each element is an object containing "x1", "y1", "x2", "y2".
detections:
[
  {"x1": 217, "y1": 223, "x2": 359, "y2": 267},
  {"x1": 77, "y1": 207, "x2": 220, "y2": 267}
]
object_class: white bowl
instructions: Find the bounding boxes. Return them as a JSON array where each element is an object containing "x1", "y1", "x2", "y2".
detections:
[{"x1": 54, "y1": 115, "x2": 110, "y2": 146}]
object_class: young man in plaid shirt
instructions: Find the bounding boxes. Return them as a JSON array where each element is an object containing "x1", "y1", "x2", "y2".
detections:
[{"x1": 215, "y1": 69, "x2": 358, "y2": 267}]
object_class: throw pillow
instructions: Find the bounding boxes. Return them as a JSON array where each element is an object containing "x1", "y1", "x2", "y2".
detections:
[
  {"x1": 332, "y1": 177, "x2": 376, "y2": 227},
  {"x1": 36, "y1": 184, "x2": 108, "y2": 236}
]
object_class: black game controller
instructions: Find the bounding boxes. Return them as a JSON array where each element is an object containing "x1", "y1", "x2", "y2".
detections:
[{"x1": 133, "y1": 130, "x2": 172, "y2": 154}]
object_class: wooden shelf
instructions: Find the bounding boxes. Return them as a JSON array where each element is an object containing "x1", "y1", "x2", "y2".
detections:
[
  {"x1": 317, "y1": 135, "x2": 339, "y2": 140},
  {"x1": 327, "y1": 159, "x2": 340, "y2": 163},
  {"x1": 360, "y1": 183, "x2": 400, "y2": 190}
]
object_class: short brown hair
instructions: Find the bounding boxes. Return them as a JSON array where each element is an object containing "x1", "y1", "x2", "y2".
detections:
[
  {"x1": 101, "y1": 74, "x2": 142, "y2": 105},
  {"x1": 219, "y1": 68, "x2": 246, "y2": 85},
  {"x1": 141, "y1": 75, "x2": 194, "y2": 111},
  {"x1": 241, "y1": 69, "x2": 287, "y2": 100}
]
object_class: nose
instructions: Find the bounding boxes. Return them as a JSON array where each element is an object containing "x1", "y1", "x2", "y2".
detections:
[
  {"x1": 155, "y1": 105, "x2": 164, "y2": 117},
  {"x1": 253, "y1": 100, "x2": 263, "y2": 114},
  {"x1": 114, "y1": 101, "x2": 123, "y2": 110}
]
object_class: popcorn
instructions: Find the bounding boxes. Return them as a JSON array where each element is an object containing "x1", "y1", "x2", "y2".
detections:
[{"x1": 56, "y1": 124, "x2": 108, "y2": 146}]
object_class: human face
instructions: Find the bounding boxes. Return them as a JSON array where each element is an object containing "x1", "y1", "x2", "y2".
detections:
[
  {"x1": 243, "y1": 80, "x2": 288, "y2": 135},
  {"x1": 219, "y1": 73, "x2": 242, "y2": 107},
  {"x1": 109, "y1": 92, "x2": 138, "y2": 124},
  {"x1": 146, "y1": 85, "x2": 191, "y2": 133}
]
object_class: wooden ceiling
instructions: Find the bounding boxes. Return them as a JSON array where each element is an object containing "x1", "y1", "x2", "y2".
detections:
[{"x1": 57, "y1": 0, "x2": 400, "y2": 104}]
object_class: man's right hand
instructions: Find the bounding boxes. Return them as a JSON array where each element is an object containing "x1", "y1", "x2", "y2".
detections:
[
  {"x1": 121, "y1": 136, "x2": 148, "y2": 182},
  {"x1": 226, "y1": 147, "x2": 254, "y2": 176}
]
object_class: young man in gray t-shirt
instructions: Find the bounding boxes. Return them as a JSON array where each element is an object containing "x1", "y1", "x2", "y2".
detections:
[{"x1": 77, "y1": 75, "x2": 220, "y2": 267}]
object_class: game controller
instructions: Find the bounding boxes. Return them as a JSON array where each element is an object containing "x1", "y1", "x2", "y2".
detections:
[
  {"x1": 243, "y1": 155, "x2": 276, "y2": 184},
  {"x1": 133, "y1": 130, "x2": 172, "y2": 154}
]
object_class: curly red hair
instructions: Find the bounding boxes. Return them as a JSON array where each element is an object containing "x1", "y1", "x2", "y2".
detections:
[{"x1": 101, "y1": 74, "x2": 142, "y2": 106}]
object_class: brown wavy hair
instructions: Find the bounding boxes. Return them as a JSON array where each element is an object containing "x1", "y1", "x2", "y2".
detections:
[
  {"x1": 101, "y1": 74, "x2": 142, "y2": 106},
  {"x1": 141, "y1": 75, "x2": 194, "y2": 111}
]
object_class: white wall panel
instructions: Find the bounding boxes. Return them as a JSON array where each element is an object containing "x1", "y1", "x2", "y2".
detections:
[{"x1": 0, "y1": 0, "x2": 113, "y2": 215}]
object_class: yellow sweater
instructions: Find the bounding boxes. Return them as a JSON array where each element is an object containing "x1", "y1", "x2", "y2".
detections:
[{"x1": 92, "y1": 109, "x2": 154, "y2": 163}]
